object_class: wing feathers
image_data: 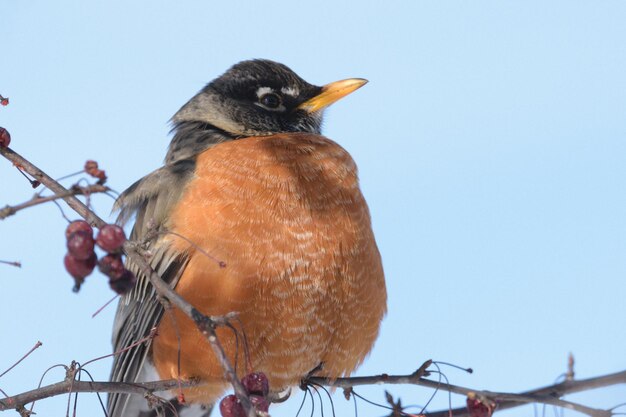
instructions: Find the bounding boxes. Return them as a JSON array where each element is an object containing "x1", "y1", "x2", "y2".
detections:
[{"x1": 107, "y1": 160, "x2": 195, "y2": 417}]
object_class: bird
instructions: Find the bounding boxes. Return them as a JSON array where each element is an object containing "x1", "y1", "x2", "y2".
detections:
[{"x1": 107, "y1": 59, "x2": 387, "y2": 417}]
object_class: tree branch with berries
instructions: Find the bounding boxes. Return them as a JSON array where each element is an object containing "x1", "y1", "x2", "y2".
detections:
[
  {"x1": 0, "y1": 128, "x2": 261, "y2": 417},
  {"x1": 1, "y1": 126, "x2": 625, "y2": 417}
]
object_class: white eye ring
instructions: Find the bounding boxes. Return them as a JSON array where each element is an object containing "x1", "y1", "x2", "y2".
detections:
[
  {"x1": 259, "y1": 93, "x2": 281, "y2": 109},
  {"x1": 255, "y1": 90, "x2": 286, "y2": 112}
]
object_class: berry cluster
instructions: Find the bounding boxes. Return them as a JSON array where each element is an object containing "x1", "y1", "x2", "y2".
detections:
[
  {"x1": 64, "y1": 221, "x2": 135, "y2": 293},
  {"x1": 84, "y1": 160, "x2": 107, "y2": 183},
  {"x1": 219, "y1": 372, "x2": 270, "y2": 417}
]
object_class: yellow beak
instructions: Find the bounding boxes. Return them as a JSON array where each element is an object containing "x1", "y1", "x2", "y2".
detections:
[{"x1": 297, "y1": 78, "x2": 368, "y2": 113}]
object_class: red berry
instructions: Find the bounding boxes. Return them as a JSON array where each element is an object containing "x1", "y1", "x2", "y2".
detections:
[
  {"x1": 84, "y1": 160, "x2": 98, "y2": 172},
  {"x1": 65, "y1": 220, "x2": 93, "y2": 240},
  {"x1": 98, "y1": 254, "x2": 125, "y2": 279},
  {"x1": 67, "y1": 231, "x2": 95, "y2": 260},
  {"x1": 84, "y1": 160, "x2": 108, "y2": 183},
  {"x1": 65, "y1": 252, "x2": 96, "y2": 291},
  {"x1": 242, "y1": 372, "x2": 269, "y2": 396},
  {"x1": 0, "y1": 98, "x2": 8, "y2": 106},
  {"x1": 0, "y1": 127, "x2": 10, "y2": 147},
  {"x1": 109, "y1": 269, "x2": 136, "y2": 294},
  {"x1": 219, "y1": 394, "x2": 245, "y2": 417},
  {"x1": 250, "y1": 395, "x2": 269, "y2": 413},
  {"x1": 96, "y1": 224, "x2": 126, "y2": 252},
  {"x1": 467, "y1": 394, "x2": 494, "y2": 417}
]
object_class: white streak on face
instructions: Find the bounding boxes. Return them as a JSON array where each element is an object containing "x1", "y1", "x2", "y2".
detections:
[
  {"x1": 281, "y1": 86, "x2": 299, "y2": 97},
  {"x1": 256, "y1": 86, "x2": 275, "y2": 98}
]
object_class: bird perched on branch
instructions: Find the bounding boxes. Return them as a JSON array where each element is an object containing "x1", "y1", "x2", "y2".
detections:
[{"x1": 108, "y1": 59, "x2": 387, "y2": 417}]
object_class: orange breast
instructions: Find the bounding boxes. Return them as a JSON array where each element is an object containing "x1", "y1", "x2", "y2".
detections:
[{"x1": 152, "y1": 133, "x2": 386, "y2": 403}]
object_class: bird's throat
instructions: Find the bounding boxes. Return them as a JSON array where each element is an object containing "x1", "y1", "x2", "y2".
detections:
[{"x1": 165, "y1": 121, "x2": 235, "y2": 164}]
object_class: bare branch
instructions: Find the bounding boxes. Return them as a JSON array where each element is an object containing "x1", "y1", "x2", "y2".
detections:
[
  {"x1": 0, "y1": 260, "x2": 21, "y2": 268},
  {"x1": 309, "y1": 368, "x2": 626, "y2": 417},
  {"x1": 424, "y1": 369, "x2": 626, "y2": 417},
  {"x1": 1, "y1": 368, "x2": 623, "y2": 416},
  {"x1": 0, "y1": 147, "x2": 104, "y2": 227},
  {"x1": 0, "y1": 184, "x2": 111, "y2": 220},
  {"x1": 0, "y1": 378, "x2": 200, "y2": 411},
  {"x1": 0, "y1": 342, "x2": 43, "y2": 379}
]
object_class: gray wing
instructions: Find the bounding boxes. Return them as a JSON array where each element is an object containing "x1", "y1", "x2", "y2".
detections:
[{"x1": 107, "y1": 159, "x2": 207, "y2": 417}]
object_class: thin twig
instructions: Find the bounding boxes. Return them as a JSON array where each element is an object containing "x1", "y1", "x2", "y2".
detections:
[
  {"x1": 0, "y1": 379, "x2": 200, "y2": 411},
  {"x1": 0, "y1": 184, "x2": 110, "y2": 220},
  {"x1": 0, "y1": 147, "x2": 104, "y2": 227},
  {"x1": 91, "y1": 294, "x2": 119, "y2": 318},
  {"x1": 160, "y1": 230, "x2": 226, "y2": 268},
  {"x1": 0, "y1": 260, "x2": 21, "y2": 268},
  {"x1": 80, "y1": 328, "x2": 158, "y2": 370},
  {"x1": 0, "y1": 342, "x2": 43, "y2": 379}
]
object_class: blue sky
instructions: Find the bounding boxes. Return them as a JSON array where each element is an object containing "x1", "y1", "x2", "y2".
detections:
[{"x1": 1, "y1": 1, "x2": 625, "y2": 416}]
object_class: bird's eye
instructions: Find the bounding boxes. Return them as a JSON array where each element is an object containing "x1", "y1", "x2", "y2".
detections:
[{"x1": 259, "y1": 93, "x2": 281, "y2": 109}]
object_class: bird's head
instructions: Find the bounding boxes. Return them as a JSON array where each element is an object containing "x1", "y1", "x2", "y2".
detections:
[{"x1": 171, "y1": 59, "x2": 367, "y2": 136}]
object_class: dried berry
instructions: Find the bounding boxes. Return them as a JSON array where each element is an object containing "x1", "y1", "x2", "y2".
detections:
[
  {"x1": 64, "y1": 252, "x2": 96, "y2": 291},
  {"x1": 96, "y1": 224, "x2": 126, "y2": 252},
  {"x1": 98, "y1": 253, "x2": 125, "y2": 279},
  {"x1": 65, "y1": 220, "x2": 93, "y2": 240},
  {"x1": 84, "y1": 160, "x2": 98, "y2": 172},
  {"x1": 67, "y1": 231, "x2": 95, "y2": 260},
  {"x1": 0, "y1": 127, "x2": 10, "y2": 147},
  {"x1": 467, "y1": 393, "x2": 495, "y2": 417},
  {"x1": 219, "y1": 395, "x2": 245, "y2": 417},
  {"x1": 84, "y1": 160, "x2": 107, "y2": 182},
  {"x1": 0, "y1": 98, "x2": 8, "y2": 106},
  {"x1": 108, "y1": 269, "x2": 136, "y2": 294},
  {"x1": 242, "y1": 372, "x2": 269, "y2": 396}
]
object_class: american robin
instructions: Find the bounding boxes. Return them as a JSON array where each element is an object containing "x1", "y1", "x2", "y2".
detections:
[{"x1": 107, "y1": 59, "x2": 387, "y2": 417}]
